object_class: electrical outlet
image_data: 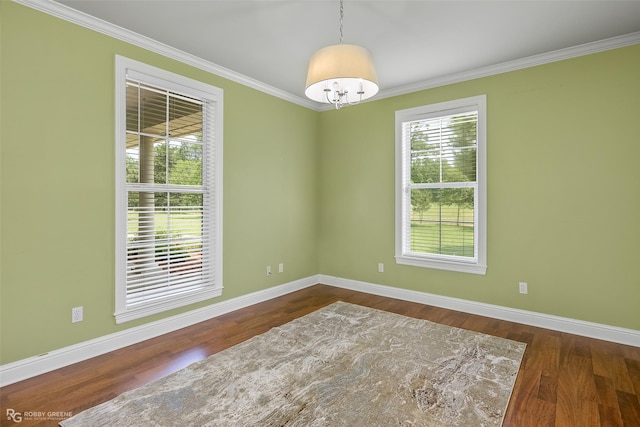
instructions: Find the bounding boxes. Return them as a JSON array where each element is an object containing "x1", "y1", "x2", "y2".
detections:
[
  {"x1": 519, "y1": 282, "x2": 528, "y2": 294},
  {"x1": 72, "y1": 306, "x2": 83, "y2": 323},
  {"x1": 266, "y1": 265, "x2": 272, "y2": 276},
  {"x1": 278, "y1": 263, "x2": 284, "y2": 273},
  {"x1": 378, "y1": 263, "x2": 384, "y2": 273}
]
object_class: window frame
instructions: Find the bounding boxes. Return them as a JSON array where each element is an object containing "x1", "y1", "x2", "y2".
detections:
[
  {"x1": 114, "y1": 55, "x2": 223, "y2": 323},
  {"x1": 395, "y1": 95, "x2": 486, "y2": 275}
]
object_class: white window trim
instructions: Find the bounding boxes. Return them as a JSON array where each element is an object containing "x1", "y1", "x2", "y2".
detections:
[
  {"x1": 114, "y1": 55, "x2": 223, "y2": 323},
  {"x1": 395, "y1": 95, "x2": 487, "y2": 275}
]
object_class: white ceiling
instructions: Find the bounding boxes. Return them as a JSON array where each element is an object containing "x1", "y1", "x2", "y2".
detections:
[{"x1": 53, "y1": 0, "x2": 640, "y2": 106}]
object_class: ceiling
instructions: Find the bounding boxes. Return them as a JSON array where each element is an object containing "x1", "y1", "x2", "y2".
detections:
[{"x1": 53, "y1": 0, "x2": 640, "y2": 107}]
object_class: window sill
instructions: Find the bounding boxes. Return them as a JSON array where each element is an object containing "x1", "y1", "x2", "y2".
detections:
[{"x1": 396, "y1": 255, "x2": 487, "y2": 275}]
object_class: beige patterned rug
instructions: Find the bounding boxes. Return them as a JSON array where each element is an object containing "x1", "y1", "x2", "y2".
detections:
[{"x1": 60, "y1": 301, "x2": 526, "y2": 426}]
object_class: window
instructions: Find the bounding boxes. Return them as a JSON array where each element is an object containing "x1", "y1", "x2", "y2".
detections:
[
  {"x1": 395, "y1": 95, "x2": 486, "y2": 274},
  {"x1": 115, "y1": 56, "x2": 223, "y2": 323}
]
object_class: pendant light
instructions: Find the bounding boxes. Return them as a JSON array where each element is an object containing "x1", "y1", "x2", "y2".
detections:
[{"x1": 305, "y1": 0, "x2": 379, "y2": 109}]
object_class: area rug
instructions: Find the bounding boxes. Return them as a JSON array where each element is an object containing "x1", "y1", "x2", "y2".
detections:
[{"x1": 60, "y1": 301, "x2": 526, "y2": 426}]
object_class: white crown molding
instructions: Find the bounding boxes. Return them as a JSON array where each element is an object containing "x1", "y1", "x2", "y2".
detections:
[
  {"x1": 376, "y1": 31, "x2": 640, "y2": 102},
  {"x1": 0, "y1": 275, "x2": 320, "y2": 387},
  {"x1": 12, "y1": 0, "x2": 319, "y2": 110},
  {"x1": 318, "y1": 275, "x2": 640, "y2": 348},
  {"x1": 13, "y1": 1, "x2": 640, "y2": 113}
]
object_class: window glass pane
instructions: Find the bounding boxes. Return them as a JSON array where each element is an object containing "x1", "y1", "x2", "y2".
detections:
[
  {"x1": 168, "y1": 95, "x2": 202, "y2": 137},
  {"x1": 410, "y1": 188, "x2": 475, "y2": 257},
  {"x1": 139, "y1": 87, "x2": 167, "y2": 135},
  {"x1": 151, "y1": 140, "x2": 167, "y2": 184},
  {"x1": 124, "y1": 136, "x2": 167, "y2": 185},
  {"x1": 167, "y1": 140, "x2": 203, "y2": 186},
  {"x1": 410, "y1": 188, "x2": 440, "y2": 254},
  {"x1": 411, "y1": 158, "x2": 439, "y2": 184},
  {"x1": 444, "y1": 146, "x2": 476, "y2": 182},
  {"x1": 446, "y1": 113, "x2": 477, "y2": 181},
  {"x1": 410, "y1": 112, "x2": 477, "y2": 184},
  {"x1": 126, "y1": 137, "x2": 139, "y2": 184},
  {"x1": 126, "y1": 192, "x2": 205, "y2": 302},
  {"x1": 126, "y1": 192, "x2": 160, "y2": 278},
  {"x1": 126, "y1": 138, "x2": 204, "y2": 186},
  {"x1": 166, "y1": 193, "x2": 204, "y2": 236},
  {"x1": 126, "y1": 193, "x2": 203, "y2": 250},
  {"x1": 125, "y1": 83, "x2": 139, "y2": 133}
]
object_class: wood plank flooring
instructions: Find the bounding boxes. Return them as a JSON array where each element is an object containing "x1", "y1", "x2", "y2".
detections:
[{"x1": 1, "y1": 284, "x2": 639, "y2": 426}]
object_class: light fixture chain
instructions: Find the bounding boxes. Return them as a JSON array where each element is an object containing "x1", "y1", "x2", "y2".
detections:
[{"x1": 339, "y1": 0, "x2": 344, "y2": 44}]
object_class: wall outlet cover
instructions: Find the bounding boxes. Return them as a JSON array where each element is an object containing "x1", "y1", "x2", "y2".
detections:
[
  {"x1": 72, "y1": 306, "x2": 83, "y2": 323},
  {"x1": 519, "y1": 282, "x2": 528, "y2": 294}
]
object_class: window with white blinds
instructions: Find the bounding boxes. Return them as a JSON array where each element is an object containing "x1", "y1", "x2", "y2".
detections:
[
  {"x1": 115, "y1": 56, "x2": 223, "y2": 323},
  {"x1": 395, "y1": 95, "x2": 486, "y2": 274}
]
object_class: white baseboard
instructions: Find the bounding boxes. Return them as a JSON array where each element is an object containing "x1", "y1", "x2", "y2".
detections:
[
  {"x1": 3, "y1": 274, "x2": 638, "y2": 387},
  {"x1": 0, "y1": 275, "x2": 319, "y2": 387},
  {"x1": 319, "y1": 275, "x2": 640, "y2": 347}
]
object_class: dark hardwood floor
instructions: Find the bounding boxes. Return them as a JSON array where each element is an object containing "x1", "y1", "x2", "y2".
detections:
[{"x1": 1, "y1": 284, "x2": 639, "y2": 426}]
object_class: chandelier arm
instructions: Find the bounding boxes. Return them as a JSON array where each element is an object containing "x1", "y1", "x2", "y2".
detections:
[
  {"x1": 347, "y1": 80, "x2": 366, "y2": 105},
  {"x1": 328, "y1": 89, "x2": 344, "y2": 109},
  {"x1": 346, "y1": 92, "x2": 363, "y2": 106},
  {"x1": 325, "y1": 90, "x2": 338, "y2": 105}
]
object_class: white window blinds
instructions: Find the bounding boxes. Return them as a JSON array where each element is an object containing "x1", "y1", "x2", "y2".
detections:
[{"x1": 115, "y1": 56, "x2": 223, "y2": 323}]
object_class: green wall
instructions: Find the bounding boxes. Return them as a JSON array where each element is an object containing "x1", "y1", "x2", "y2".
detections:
[
  {"x1": 1, "y1": 1, "x2": 638, "y2": 366},
  {"x1": 0, "y1": 1, "x2": 318, "y2": 364},
  {"x1": 318, "y1": 44, "x2": 640, "y2": 331}
]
